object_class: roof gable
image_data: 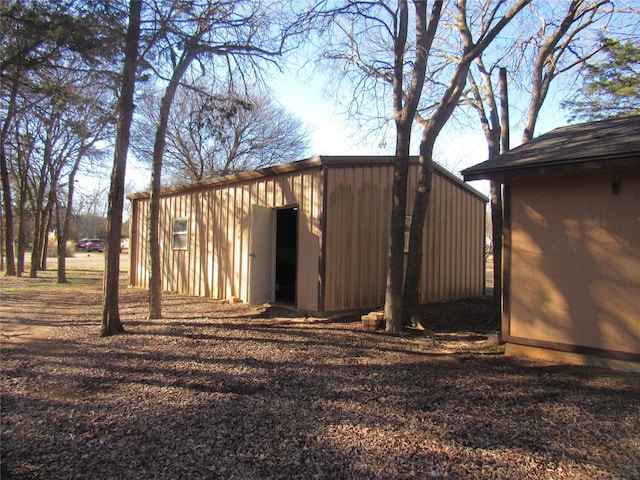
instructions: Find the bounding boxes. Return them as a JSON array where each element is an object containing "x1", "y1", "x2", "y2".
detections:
[{"x1": 462, "y1": 115, "x2": 640, "y2": 181}]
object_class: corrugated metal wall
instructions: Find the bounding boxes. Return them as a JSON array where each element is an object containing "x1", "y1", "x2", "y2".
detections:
[
  {"x1": 322, "y1": 163, "x2": 486, "y2": 311},
  {"x1": 323, "y1": 165, "x2": 393, "y2": 310},
  {"x1": 419, "y1": 167, "x2": 486, "y2": 302},
  {"x1": 129, "y1": 157, "x2": 486, "y2": 314},
  {"x1": 129, "y1": 167, "x2": 323, "y2": 311}
]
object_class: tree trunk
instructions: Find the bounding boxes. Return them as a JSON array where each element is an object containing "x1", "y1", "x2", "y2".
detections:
[
  {"x1": 489, "y1": 181, "x2": 502, "y2": 297},
  {"x1": 148, "y1": 49, "x2": 197, "y2": 320},
  {"x1": 401, "y1": 0, "x2": 528, "y2": 326},
  {"x1": 29, "y1": 198, "x2": 45, "y2": 278},
  {"x1": 0, "y1": 150, "x2": 15, "y2": 276},
  {"x1": 58, "y1": 148, "x2": 83, "y2": 283},
  {"x1": 468, "y1": 61, "x2": 504, "y2": 317},
  {"x1": 384, "y1": 0, "x2": 436, "y2": 332},
  {"x1": 29, "y1": 135, "x2": 52, "y2": 278},
  {"x1": 384, "y1": 129, "x2": 412, "y2": 332},
  {"x1": 403, "y1": 61, "x2": 475, "y2": 326},
  {"x1": 0, "y1": 86, "x2": 17, "y2": 276},
  {"x1": 16, "y1": 184, "x2": 27, "y2": 276},
  {"x1": 147, "y1": 184, "x2": 162, "y2": 319},
  {"x1": 55, "y1": 187, "x2": 67, "y2": 283},
  {"x1": 0, "y1": 208, "x2": 3, "y2": 272},
  {"x1": 402, "y1": 126, "x2": 435, "y2": 327},
  {"x1": 491, "y1": 67, "x2": 509, "y2": 315},
  {"x1": 40, "y1": 192, "x2": 54, "y2": 271},
  {"x1": 101, "y1": 0, "x2": 141, "y2": 337}
]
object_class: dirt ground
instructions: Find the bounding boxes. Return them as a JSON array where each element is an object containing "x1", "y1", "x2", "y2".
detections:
[{"x1": 1, "y1": 256, "x2": 639, "y2": 479}]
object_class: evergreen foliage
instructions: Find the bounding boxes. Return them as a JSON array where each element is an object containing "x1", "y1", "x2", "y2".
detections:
[{"x1": 563, "y1": 37, "x2": 640, "y2": 121}]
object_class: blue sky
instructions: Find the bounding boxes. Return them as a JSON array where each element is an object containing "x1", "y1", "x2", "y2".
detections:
[
  {"x1": 122, "y1": 0, "x2": 639, "y2": 199},
  {"x1": 122, "y1": 65, "x2": 581, "y2": 199},
  {"x1": 262, "y1": 0, "x2": 639, "y2": 197},
  {"x1": 267, "y1": 59, "x2": 571, "y2": 197}
]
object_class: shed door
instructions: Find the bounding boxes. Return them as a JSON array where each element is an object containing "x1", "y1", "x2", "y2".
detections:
[{"x1": 249, "y1": 205, "x2": 276, "y2": 305}]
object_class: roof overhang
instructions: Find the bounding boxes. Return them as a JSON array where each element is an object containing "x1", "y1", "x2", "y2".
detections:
[
  {"x1": 461, "y1": 115, "x2": 640, "y2": 183},
  {"x1": 462, "y1": 155, "x2": 640, "y2": 182}
]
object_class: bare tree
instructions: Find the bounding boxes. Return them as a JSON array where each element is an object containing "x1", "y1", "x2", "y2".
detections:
[
  {"x1": 522, "y1": 0, "x2": 613, "y2": 143},
  {"x1": 0, "y1": 79, "x2": 20, "y2": 276},
  {"x1": 1, "y1": 0, "x2": 121, "y2": 276},
  {"x1": 25, "y1": 96, "x2": 54, "y2": 278},
  {"x1": 5, "y1": 102, "x2": 36, "y2": 277},
  {"x1": 101, "y1": 0, "x2": 141, "y2": 337},
  {"x1": 464, "y1": 0, "x2": 615, "y2": 323},
  {"x1": 55, "y1": 90, "x2": 113, "y2": 283},
  {"x1": 401, "y1": 0, "x2": 530, "y2": 327},
  {"x1": 134, "y1": 80, "x2": 310, "y2": 186},
  {"x1": 466, "y1": 62, "x2": 507, "y2": 316},
  {"x1": 312, "y1": 0, "x2": 443, "y2": 330},
  {"x1": 316, "y1": 0, "x2": 530, "y2": 330},
  {"x1": 144, "y1": 0, "x2": 304, "y2": 319},
  {"x1": 2, "y1": 67, "x2": 110, "y2": 279}
]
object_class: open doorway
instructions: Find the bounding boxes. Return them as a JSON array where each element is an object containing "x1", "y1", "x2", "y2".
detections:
[{"x1": 275, "y1": 207, "x2": 298, "y2": 304}]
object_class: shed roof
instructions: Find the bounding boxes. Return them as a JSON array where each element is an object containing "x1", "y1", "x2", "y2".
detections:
[
  {"x1": 461, "y1": 115, "x2": 640, "y2": 182},
  {"x1": 129, "y1": 155, "x2": 487, "y2": 201}
]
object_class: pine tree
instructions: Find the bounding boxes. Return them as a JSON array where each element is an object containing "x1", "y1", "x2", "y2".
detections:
[{"x1": 563, "y1": 37, "x2": 640, "y2": 121}]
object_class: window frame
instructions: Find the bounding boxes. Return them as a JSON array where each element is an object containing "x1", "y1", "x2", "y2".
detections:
[{"x1": 172, "y1": 217, "x2": 189, "y2": 251}]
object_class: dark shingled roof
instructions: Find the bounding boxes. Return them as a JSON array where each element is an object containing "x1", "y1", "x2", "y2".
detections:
[{"x1": 461, "y1": 115, "x2": 640, "y2": 181}]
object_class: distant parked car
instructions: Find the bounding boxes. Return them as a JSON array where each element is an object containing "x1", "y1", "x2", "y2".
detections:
[
  {"x1": 84, "y1": 238, "x2": 105, "y2": 252},
  {"x1": 75, "y1": 238, "x2": 90, "y2": 250}
]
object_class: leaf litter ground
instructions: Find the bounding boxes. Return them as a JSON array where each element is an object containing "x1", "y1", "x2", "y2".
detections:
[{"x1": 1, "y1": 263, "x2": 639, "y2": 479}]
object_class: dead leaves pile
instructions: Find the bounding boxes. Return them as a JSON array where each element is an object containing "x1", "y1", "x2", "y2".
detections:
[{"x1": 1, "y1": 287, "x2": 639, "y2": 479}]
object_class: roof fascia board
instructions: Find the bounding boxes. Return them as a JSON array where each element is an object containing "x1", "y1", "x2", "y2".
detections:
[
  {"x1": 463, "y1": 155, "x2": 640, "y2": 182},
  {"x1": 127, "y1": 156, "x2": 324, "y2": 200},
  {"x1": 127, "y1": 155, "x2": 488, "y2": 201}
]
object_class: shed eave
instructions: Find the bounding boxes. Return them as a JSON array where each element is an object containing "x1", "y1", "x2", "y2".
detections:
[
  {"x1": 462, "y1": 115, "x2": 640, "y2": 182},
  {"x1": 462, "y1": 154, "x2": 640, "y2": 182},
  {"x1": 127, "y1": 156, "x2": 325, "y2": 200}
]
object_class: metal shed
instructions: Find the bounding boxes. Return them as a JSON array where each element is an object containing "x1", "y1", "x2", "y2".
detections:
[
  {"x1": 128, "y1": 156, "x2": 487, "y2": 314},
  {"x1": 462, "y1": 116, "x2": 640, "y2": 371}
]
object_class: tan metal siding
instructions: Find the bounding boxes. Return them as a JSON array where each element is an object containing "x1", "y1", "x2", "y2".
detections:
[
  {"x1": 296, "y1": 171, "x2": 323, "y2": 309},
  {"x1": 508, "y1": 172, "x2": 640, "y2": 355},
  {"x1": 323, "y1": 164, "x2": 485, "y2": 311},
  {"x1": 415, "y1": 166, "x2": 485, "y2": 303},
  {"x1": 129, "y1": 158, "x2": 484, "y2": 314},
  {"x1": 129, "y1": 168, "x2": 323, "y2": 311},
  {"x1": 129, "y1": 197, "x2": 150, "y2": 289},
  {"x1": 323, "y1": 166, "x2": 393, "y2": 311}
]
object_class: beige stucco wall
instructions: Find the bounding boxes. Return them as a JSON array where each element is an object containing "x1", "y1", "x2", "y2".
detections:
[{"x1": 507, "y1": 171, "x2": 640, "y2": 355}]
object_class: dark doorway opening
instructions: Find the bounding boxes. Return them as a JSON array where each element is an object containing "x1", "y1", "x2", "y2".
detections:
[{"x1": 275, "y1": 207, "x2": 298, "y2": 304}]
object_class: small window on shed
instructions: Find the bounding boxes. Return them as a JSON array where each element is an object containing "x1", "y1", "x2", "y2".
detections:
[{"x1": 172, "y1": 217, "x2": 188, "y2": 250}]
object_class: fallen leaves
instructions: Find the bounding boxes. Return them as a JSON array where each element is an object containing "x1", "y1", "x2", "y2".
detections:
[{"x1": 1, "y1": 275, "x2": 639, "y2": 479}]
